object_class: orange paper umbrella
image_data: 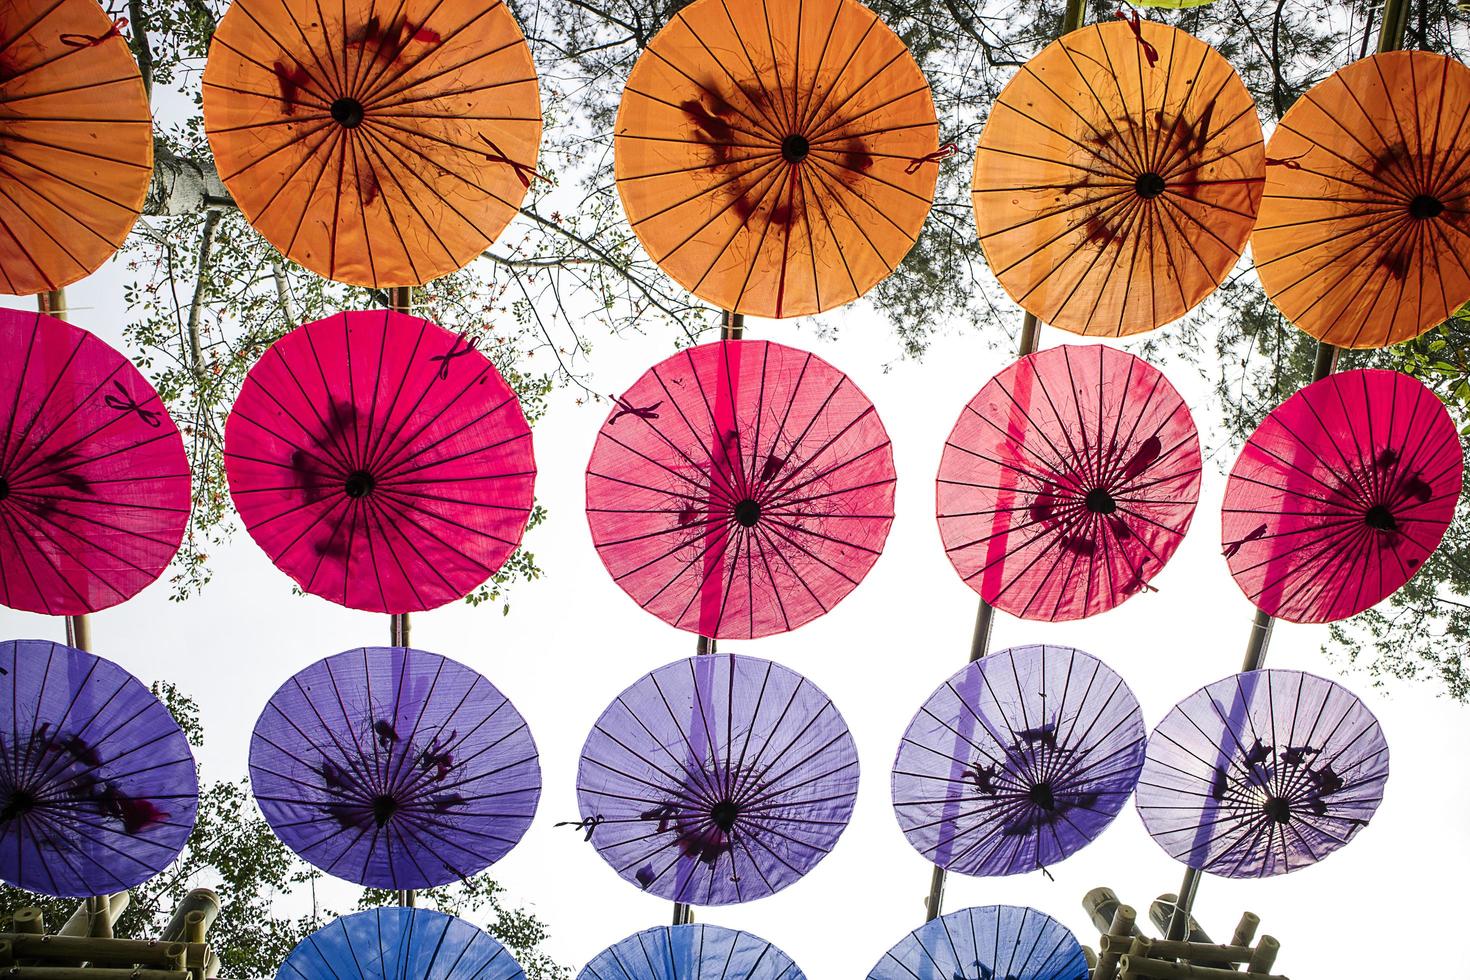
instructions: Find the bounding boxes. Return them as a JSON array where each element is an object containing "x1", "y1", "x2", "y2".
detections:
[
  {"x1": 1252, "y1": 51, "x2": 1470, "y2": 350},
  {"x1": 615, "y1": 0, "x2": 941, "y2": 318},
  {"x1": 972, "y1": 17, "x2": 1264, "y2": 336},
  {"x1": 0, "y1": 0, "x2": 152, "y2": 295},
  {"x1": 202, "y1": 0, "x2": 541, "y2": 287}
]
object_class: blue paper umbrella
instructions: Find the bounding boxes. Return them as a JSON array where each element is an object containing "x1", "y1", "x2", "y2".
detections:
[
  {"x1": 278, "y1": 907, "x2": 524, "y2": 980},
  {"x1": 867, "y1": 905, "x2": 1088, "y2": 980},
  {"x1": 579, "y1": 925, "x2": 804, "y2": 980}
]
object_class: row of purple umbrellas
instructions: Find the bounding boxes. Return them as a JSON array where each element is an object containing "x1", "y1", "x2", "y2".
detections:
[
  {"x1": 0, "y1": 638, "x2": 1388, "y2": 902},
  {"x1": 2, "y1": 306, "x2": 1459, "y2": 632}
]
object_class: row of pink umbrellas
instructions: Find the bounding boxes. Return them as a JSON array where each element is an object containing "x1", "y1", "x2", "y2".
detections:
[{"x1": 1, "y1": 305, "x2": 1457, "y2": 635}]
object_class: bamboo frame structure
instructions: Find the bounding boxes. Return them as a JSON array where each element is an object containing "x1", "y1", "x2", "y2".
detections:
[
  {"x1": 1084, "y1": 886, "x2": 1285, "y2": 980},
  {"x1": 4, "y1": 890, "x2": 218, "y2": 980}
]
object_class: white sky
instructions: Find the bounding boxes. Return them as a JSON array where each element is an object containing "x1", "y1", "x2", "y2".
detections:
[{"x1": 3, "y1": 246, "x2": 1468, "y2": 980}]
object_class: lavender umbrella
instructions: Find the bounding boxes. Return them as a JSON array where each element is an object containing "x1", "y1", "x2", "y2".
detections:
[
  {"x1": 250, "y1": 646, "x2": 539, "y2": 889},
  {"x1": 279, "y1": 907, "x2": 524, "y2": 980},
  {"x1": 575, "y1": 654, "x2": 858, "y2": 905},
  {"x1": 891, "y1": 645, "x2": 1145, "y2": 877},
  {"x1": 0, "y1": 639, "x2": 198, "y2": 897},
  {"x1": 1136, "y1": 669, "x2": 1388, "y2": 878},
  {"x1": 578, "y1": 925, "x2": 804, "y2": 980},
  {"x1": 867, "y1": 905, "x2": 1088, "y2": 980}
]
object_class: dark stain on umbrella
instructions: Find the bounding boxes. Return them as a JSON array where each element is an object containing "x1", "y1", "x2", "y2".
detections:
[{"x1": 273, "y1": 61, "x2": 312, "y2": 115}]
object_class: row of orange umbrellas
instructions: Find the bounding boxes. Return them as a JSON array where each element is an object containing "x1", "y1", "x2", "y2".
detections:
[{"x1": 2, "y1": 0, "x2": 1466, "y2": 352}]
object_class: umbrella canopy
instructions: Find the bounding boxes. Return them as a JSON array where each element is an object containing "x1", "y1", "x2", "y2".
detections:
[
  {"x1": 1221, "y1": 368, "x2": 1460, "y2": 624},
  {"x1": 867, "y1": 905, "x2": 1088, "y2": 980},
  {"x1": 202, "y1": 0, "x2": 541, "y2": 287},
  {"x1": 1251, "y1": 51, "x2": 1470, "y2": 349},
  {"x1": 576, "y1": 654, "x2": 857, "y2": 905},
  {"x1": 972, "y1": 18, "x2": 1264, "y2": 336},
  {"x1": 579, "y1": 925, "x2": 803, "y2": 980},
  {"x1": 225, "y1": 310, "x2": 536, "y2": 613},
  {"x1": 0, "y1": 309, "x2": 190, "y2": 615},
  {"x1": 0, "y1": 0, "x2": 153, "y2": 295},
  {"x1": 1136, "y1": 669, "x2": 1389, "y2": 878},
  {"x1": 0, "y1": 639, "x2": 198, "y2": 897},
  {"x1": 586, "y1": 339, "x2": 894, "y2": 639},
  {"x1": 280, "y1": 907, "x2": 524, "y2": 980},
  {"x1": 892, "y1": 645, "x2": 1145, "y2": 878},
  {"x1": 936, "y1": 345, "x2": 1201, "y2": 621},
  {"x1": 250, "y1": 645, "x2": 539, "y2": 889},
  {"x1": 615, "y1": 0, "x2": 939, "y2": 318}
]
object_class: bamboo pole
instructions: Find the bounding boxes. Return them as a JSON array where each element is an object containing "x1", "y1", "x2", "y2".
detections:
[
  {"x1": 672, "y1": 310, "x2": 746, "y2": 927},
  {"x1": 13, "y1": 909, "x2": 44, "y2": 936},
  {"x1": 1168, "y1": 0, "x2": 1406, "y2": 939},
  {"x1": 923, "y1": 0, "x2": 1083, "y2": 922},
  {"x1": 1091, "y1": 904, "x2": 1137, "y2": 980},
  {"x1": 1117, "y1": 957, "x2": 1286, "y2": 980},
  {"x1": 0, "y1": 969, "x2": 191, "y2": 980}
]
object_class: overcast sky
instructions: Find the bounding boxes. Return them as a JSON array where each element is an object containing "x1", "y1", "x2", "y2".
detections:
[{"x1": 4, "y1": 235, "x2": 1469, "y2": 980}]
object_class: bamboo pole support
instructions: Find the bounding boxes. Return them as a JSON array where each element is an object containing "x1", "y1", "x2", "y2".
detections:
[
  {"x1": 1118, "y1": 956, "x2": 1287, "y2": 980},
  {"x1": 160, "y1": 891, "x2": 214, "y2": 944},
  {"x1": 182, "y1": 913, "x2": 205, "y2": 947},
  {"x1": 1246, "y1": 937, "x2": 1279, "y2": 973},
  {"x1": 1084, "y1": 947, "x2": 1098, "y2": 970},
  {"x1": 60, "y1": 894, "x2": 129, "y2": 940},
  {"x1": 12, "y1": 910, "x2": 43, "y2": 936},
  {"x1": 0, "y1": 936, "x2": 210, "y2": 970},
  {"x1": 1091, "y1": 904, "x2": 1137, "y2": 980},
  {"x1": 1230, "y1": 913, "x2": 1259, "y2": 949},
  {"x1": 1, "y1": 969, "x2": 191, "y2": 980},
  {"x1": 0, "y1": 940, "x2": 12, "y2": 968},
  {"x1": 1103, "y1": 937, "x2": 1253, "y2": 966},
  {"x1": 1155, "y1": 894, "x2": 1211, "y2": 945}
]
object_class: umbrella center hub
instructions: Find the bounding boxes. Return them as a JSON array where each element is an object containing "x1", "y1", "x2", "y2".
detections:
[
  {"x1": 1135, "y1": 172, "x2": 1166, "y2": 199},
  {"x1": 331, "y1": 97, "x2": 366, "y2": 129},
  {"x1": 733, "y1": 498, "x2": 761, "y2": 527},
  {"x1": 344, "y1": 470, "x2": 376, "y2": 499},
  {"x1": 371, "y1": 793, "x2": 398, "y2": 827},
  {"x1": 1084, "y1": 487, "x2": 1116, "y2": 515},
  {"x1": 1028, "y1": 781, "x2": 1057, "y2": 811},
  {"x1": 710, "y1": 798, "x2": 740, "y2": 832},
  {"x1": 1409, "y1": 194, "x2": 1444, "y2": 220},
  {"x1": 1263, "y1": 795, "x2": 1292, "y2": 824},
  {"x1": 0, "y1": 789, "x2": 37, "y2": 821},
  {"x1": 1365, "y1": 504, "x2": 1397, "y2": 532},
  {"x1": 781, "y1": 134, "x2": 810, "y2": 163},
  {"x1": 0, "y1": 476, "x2": 9, "y2": 502}
]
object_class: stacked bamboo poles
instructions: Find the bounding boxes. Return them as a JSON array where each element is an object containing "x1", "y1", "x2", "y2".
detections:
[
  {"x1": 1084, "y1": 888, "x2": 1283, "y2": 980},
  {"x1": 3, "y1": 892, "x2": 219, "y2": 980},
  {"x1": 1163, "y1": 0, "x2": 1410, "y2": 940},
  {"x1": 921, "y1": 0, "x2": 1085, "y2": 920},
  {"x1": 671, "y1": 309, "x2": 745, "y2": 928}
]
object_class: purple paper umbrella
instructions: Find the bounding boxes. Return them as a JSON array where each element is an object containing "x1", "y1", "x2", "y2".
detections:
[
  {"x1": 891, "y1": 645, "x2": 1145, "y2": 876},
  {"x1": 575, "y1": 654, "x2": 858, "y2": 905},
  {"x1": 0, "y1": 639, "x2": 199, "y2": 897},
  {"x1": 867, "y1": 905, "x2": 1088, "y2": 980},
  {"x1": 1136, "y1": 669, "x2": 1388, "y2": 878},
  {"x1": 579, "y1": 925, "x2": 804, "y2": 980},
  {"x1": 249, "y1": 646, "x2": 539, "y2": 889}
]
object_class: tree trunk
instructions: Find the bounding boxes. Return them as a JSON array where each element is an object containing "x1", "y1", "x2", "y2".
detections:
[{"x1": 145, "y1": 142, "x2": 234, "y2": 216}]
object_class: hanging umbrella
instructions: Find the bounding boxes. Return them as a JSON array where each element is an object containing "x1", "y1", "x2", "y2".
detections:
[
  {"x1": 249, "y1": 645, "x2": 539, "y2": 889},
  {"x1": 224, "y1": 309, "x2": 536, "y2": 613},
  {"x1": 0, "y1": 639, "x2": 198, "y2": 897},
  {"x1": 575, "y1": 653, "x2": 858, "y2": 905},
  {"x1": 867, "y1": 905, "x2": 1088, "y2": 980},
  {"x1": 936, "y1": 345, "x2": 1201, "y2": 621},
  {"x1": 0, "y1": 309, "x2": 190, "y2": 615},
  {"x1": 0, "y1": 0, "x2": 153, "y2": 296},
  {"x1": 615, "y1": 0, "x2": 940, "y2": 318},
  {"x1": 972, "y1": 18, "x2": 1264, "y2": 336},
  {"x1": 586, "y1": 339, "x2": 894, "y2": 639},
  {"x1": 891, "y1": 645, "x2": 1145, "y2": 878},
  {"x1": 280, "y1": 907, "x2": 524, "y2": 980},
  {"x1": 1136, "y1": 669, "x2": 1388, "y2": 878},
  {"x1": 1221, "y1": 368, "x2": 1460, "y2": 624},
  {"x1": 202, "y1": 0, "x2": 541, "y2": 287},
  {"x1": 579, "y1": 925, "x2": 804, "y2": 980},
  {"x1": 1251, "y1": 51, "x2": 1470, "y2": 349}
]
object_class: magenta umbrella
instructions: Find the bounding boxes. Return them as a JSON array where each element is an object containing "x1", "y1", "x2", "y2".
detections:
[
  {"x1": 224, "y1": 311, "x2": 536, "y2": 613},
  {"x1": 0, "y1": 309, "x2": 190, "y2": 615},
  {"x1": 1221, "y1": 369, "x2": 1461, "y2": 623}
]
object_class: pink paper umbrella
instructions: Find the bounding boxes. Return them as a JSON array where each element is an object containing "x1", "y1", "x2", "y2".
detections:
[
  {"x1": 586, "y1": 340, "x2": 895, "y2": 639},
  {"x1": 937, "y1": 345, "x2": 1201, "y2": 621},
  {"x1": 225, "y1": 311, "x2": 536, "y2": 613},
  {"x1": 0, "y1": 309, "x2": 189, "y2": 614},
  {"x1": 1221, "y1": 369, "x2": 1461, "y2": 624}
]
